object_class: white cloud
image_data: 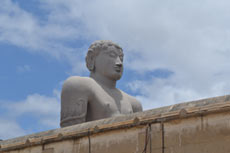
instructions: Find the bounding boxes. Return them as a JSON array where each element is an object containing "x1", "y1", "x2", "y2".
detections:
[
  {"x1": 78, "y1": 0, "x2": 230, "y2": 109},
  {"x1": 1, "y1": 0, "x2": 230, "y2": 110},
  {"x1": 0, "y1": 0, "x2": 87, "y2": 74},
  {"x1": 9, "y1": 93, "x2": 60, "y2": 117},
  {"x1": 0, "y1": 118, "x2": 26, "y2": 140},
  {"x1": 128, "y1": 76, "x2": 230, "y2": 110},
  {"x1": 0, "y1": 90, "x2": 60, "y2": 140}
]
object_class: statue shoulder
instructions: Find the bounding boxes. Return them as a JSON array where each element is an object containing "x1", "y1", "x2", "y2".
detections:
[
  {"x1": 62, "y1": 76, "x2": 95, "y2": 93},
  {"x1": 61, "y1": 76, "x2": 93, "y2": 127},
  {"x1": 119, "y1": 90, "x2": 143, "y2": 113}
]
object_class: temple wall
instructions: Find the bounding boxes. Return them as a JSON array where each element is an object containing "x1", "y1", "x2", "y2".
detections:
[{"x1": 1, "y1": 95, "x2": 230, "y2": 153}]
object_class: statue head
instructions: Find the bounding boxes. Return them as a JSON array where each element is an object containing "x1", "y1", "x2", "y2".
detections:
[{"x1": 86, "y1": 40, "x2": 124, "y2": 81}]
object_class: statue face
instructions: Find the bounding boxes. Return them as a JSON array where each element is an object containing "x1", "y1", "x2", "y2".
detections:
[{"x1": 94, "y1": 46, "x2": 124, "y2": 81}]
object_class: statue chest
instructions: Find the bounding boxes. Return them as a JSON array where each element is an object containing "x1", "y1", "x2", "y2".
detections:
[{"x1": 89, "y1": 86, "x2": 133, "y2": 119}]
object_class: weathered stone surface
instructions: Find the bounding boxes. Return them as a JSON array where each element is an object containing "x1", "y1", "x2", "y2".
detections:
[
  {"x1": 1, "y1": 95, "x2": 230, "y2": 153},
  {"x1": 86, "y1": 127, "x2": 140, "y2": 153},
  {"x1": 164, "y1": 110, "x2": 230, "y2": 153},
  {"x1": 138, "y1": 124, "x2": 162, "y2": 153},
  {"x1": 44, "y1": 140, "x2": 75, "y2": 153}
]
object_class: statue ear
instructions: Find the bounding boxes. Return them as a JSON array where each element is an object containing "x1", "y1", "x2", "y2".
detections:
[{"x1": 86, "y1": 50, "x2": 95, "y2": 71}]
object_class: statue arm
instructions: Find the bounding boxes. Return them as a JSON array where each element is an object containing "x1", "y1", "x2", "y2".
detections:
[
  {"x1": 131, "y1": 98, "x2": 143, "y2": 113},
  {"x1": 60, "y1": 77, "x2": 90, "y2": 127}
]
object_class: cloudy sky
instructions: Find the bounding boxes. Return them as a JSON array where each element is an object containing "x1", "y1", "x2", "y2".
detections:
[{"x1": 1, "y1": 0, "x2": 230, "y2": 140}]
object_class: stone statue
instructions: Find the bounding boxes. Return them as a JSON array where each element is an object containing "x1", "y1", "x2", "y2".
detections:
[{"x1": 60, "y1": 40, "x2": 143, "y2": 127}]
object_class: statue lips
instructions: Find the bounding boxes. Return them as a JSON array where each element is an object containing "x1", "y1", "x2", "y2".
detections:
[{"x1": 114, "y1": 66, "x2": 122, "y2": 72}]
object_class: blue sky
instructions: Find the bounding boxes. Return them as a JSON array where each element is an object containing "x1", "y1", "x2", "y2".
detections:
[{"x1": 1, "y1": 0, "x2": 230, "y2": 140}]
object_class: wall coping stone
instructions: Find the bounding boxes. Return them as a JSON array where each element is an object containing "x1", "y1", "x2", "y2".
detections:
[{"x1": 1, "y1": 94, "x2": 230, "y2": 152}]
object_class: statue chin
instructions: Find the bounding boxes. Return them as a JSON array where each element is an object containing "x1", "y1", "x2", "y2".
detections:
[{"x1": 109, "y1": 72, "x2": 122, "y2": 81}]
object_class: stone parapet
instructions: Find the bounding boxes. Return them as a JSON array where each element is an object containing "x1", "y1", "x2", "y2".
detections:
[{"x1": 1, "y1": 95, "x2": 230, "y2": 153}]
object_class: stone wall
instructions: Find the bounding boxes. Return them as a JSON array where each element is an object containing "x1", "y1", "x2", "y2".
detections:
[{"x1": 1, "y1": 95, "x2": 230, "y2": 153}]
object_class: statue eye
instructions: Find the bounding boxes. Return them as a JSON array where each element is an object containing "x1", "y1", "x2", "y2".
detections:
[{"x1": 109, "y1": 52, "x2": 117, "y2": 57}]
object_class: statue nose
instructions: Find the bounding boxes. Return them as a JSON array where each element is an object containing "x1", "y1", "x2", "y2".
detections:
[{"x1": 115, "y1": 57, "x2": 123, "y2": 67}]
